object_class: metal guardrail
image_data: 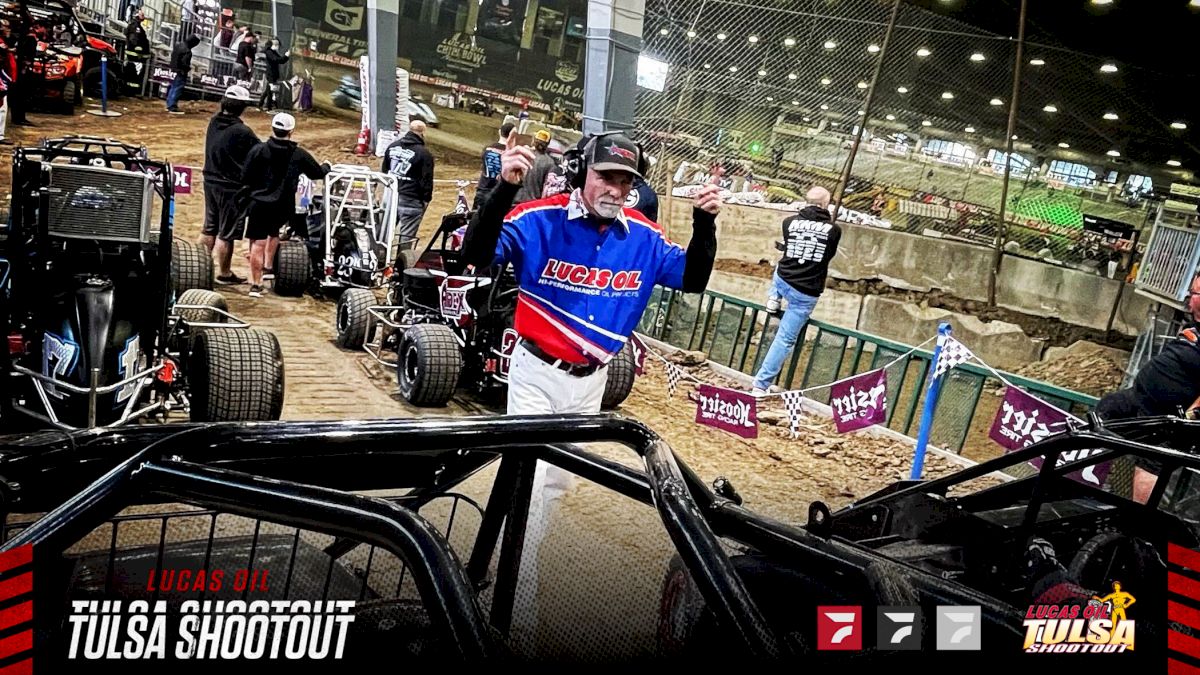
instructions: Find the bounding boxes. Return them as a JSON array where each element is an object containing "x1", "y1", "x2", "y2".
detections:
[
  {"x1": 1135, "y1": 221, "x2": 1200, "y2": 305},
  {"x1": 637, "y1": 286, "x2": 1099, "y2": 455}
]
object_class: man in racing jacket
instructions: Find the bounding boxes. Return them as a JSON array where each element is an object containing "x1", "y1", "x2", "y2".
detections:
[{"x1": 460, "y1": 129, "x2": 721, "y2": 641}]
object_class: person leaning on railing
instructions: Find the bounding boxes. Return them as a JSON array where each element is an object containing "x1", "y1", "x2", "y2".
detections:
[{"x1": 1095, "y1": 270, "x2": 1200, "y2": 503}]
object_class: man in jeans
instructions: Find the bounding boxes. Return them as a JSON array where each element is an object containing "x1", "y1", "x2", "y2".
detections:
[
  {"x1": 752, "y1": 185, "x2": 841, "y2": 395},
  {"x1": 165, "y1": 34, "x2": 199, "y2": 114}
]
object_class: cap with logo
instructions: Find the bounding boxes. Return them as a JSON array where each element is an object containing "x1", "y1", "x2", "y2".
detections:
[
  {"x1": 534, "y1": 129, "x2": 551, "y2": 143},
  {"x1": 272, "y1": 113, "x2": 296, "y2": 132},
  {"x1": 224, "y1": 84, "x2": 252, "y2": 102},
  {"x1": 588, "y1": 134, "x2": 643, "y2": 178}
]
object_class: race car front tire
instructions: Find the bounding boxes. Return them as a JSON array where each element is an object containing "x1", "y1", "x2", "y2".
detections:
[
  {"x1": 273, "y1": 240, "x2": 311, "y2": 297},
  {"x1": 601, "y1": 341, "x2": 637, "y2": 409},
  {"x1": 336, "y1": 288, "x2": 376, "y2": 349},
  {"x1": 397, "y1": 323, "x2": 461, "y2": 407},
  {"x1": 188, "y1": 328, "x2": 285, "y2": 422}
]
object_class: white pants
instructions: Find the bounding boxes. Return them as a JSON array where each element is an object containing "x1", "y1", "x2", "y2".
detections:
[{"x1": 505, "y1": 342, "x2": 608, "y2": 650}]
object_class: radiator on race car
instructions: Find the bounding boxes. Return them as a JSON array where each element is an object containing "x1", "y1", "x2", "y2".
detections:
[{"x1": 43, "y1": 163, "x2": 155, "y2": 243}]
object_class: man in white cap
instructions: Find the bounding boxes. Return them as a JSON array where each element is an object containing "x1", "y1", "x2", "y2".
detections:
[
  {"x1": 200, "y1": 84, "x2": 259, "y2": 285},
  {"x1": 238, "y1": 112, "x2": 331, "y2": 297}
]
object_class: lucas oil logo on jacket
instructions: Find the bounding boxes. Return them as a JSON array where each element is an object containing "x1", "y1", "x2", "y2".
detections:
[{"x1": 540, "y1": 259, "x2": 642, "y2": 291}]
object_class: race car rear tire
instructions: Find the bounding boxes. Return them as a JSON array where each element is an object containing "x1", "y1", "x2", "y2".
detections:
[
  {"x1": 273, "y1": 240, "x2": 310, "y2": 297},
  {"x1": 601, "y1": 341, "x2": 637, "y2": 409},
  {"x1": 188, "y1": 328, "x2": 285, "y2": 422},
  {"x1": 175, "y1": 289, "x2": 228, "y2": 327},
  {"x1": 336, "y1": 288, "x2": 375, "y2": 349},
  {"x1": 171, "y1": 239, "x2": 213, "y2": 293},
  {"x1": 397, "y1": 324, "x2": 461, "y2": 407}
]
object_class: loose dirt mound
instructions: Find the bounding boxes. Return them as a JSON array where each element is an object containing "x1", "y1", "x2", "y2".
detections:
[{"x1": 1011, "y1": 341, "x2": 1128, "y2": 397}]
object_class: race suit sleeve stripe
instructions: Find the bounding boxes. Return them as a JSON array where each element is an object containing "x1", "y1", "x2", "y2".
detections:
[
  {"x1": 516, "y1": 294, "x2": 613, "y2": 363},
  {"x1": 521, "y1": 289, "x2": 630, "y2": 343}
]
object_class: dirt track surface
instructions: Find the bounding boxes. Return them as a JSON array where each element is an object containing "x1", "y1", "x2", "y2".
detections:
[{"x1": 3, "y1": 98, "x2": 1001, "y2": 660}]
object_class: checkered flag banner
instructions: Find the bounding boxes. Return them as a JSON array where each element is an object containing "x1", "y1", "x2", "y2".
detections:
[
  {"x1": 665, "y1": 361, "x2": 685, "y2": 397},
  {"x1": 933, "y1": 336, "x2": 976, "y2": 380},
  {"x1": 782, "y1": 390, "x2": 805, "y2": 439}
]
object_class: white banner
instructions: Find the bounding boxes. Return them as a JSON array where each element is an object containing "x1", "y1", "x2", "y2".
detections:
[
  {"x1": 395, "y1": 67, "x2": 410, "y2": 135},
  {"x1": 358, "y1": 55, "x2": 370, "y2": 132}
]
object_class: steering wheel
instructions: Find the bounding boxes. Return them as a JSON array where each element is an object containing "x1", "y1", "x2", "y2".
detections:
[{"x1": 1068, "y1": 531, "x2": 1164, "y2": 594}]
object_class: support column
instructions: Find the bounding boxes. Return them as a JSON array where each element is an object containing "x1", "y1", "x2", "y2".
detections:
[
  {"x1": 368, "y1": 0, "x2": 400, "y2": 139},
  {"x1": 581, "y1": 0, "x2": 646, "y2": 135},
  {"x1": 271, "y1": 0, "x2": 293, "y2": 79}
]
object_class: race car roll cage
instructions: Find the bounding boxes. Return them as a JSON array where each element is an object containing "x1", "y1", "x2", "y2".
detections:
[
  {"x1": 0, "y1": 413, "x2": 1195, "y2": 661},
  {"x1": 1, "y1": 136, "x2": 251, "y2": 430},
  {"x1": 320, "y1": 164, "x2": 401, "y2": 290}
]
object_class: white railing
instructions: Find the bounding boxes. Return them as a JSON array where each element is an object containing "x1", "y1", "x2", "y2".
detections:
[{"x1": 1135, "y1": 220, "x2": 1200, "y2": 305}]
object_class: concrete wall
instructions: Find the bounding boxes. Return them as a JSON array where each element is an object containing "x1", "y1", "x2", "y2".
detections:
[{"x1": 662, "y1": 200, "x2": 1150, "y2": 337}]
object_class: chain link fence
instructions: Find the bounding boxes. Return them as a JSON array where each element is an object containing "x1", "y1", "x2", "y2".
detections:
[{"x1": 634, "y1": 0, "x2": 1172, "y2": 278}]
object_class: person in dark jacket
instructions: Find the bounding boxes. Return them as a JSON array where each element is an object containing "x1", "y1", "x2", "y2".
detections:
[
  {"x1": 472, "y1": 120, "x2": 513, "y2": 210},
  {"x1": 751, "y1": 185, "x2": 841, "y2": 394},
  {"x1": 258, "y1": 39, "x2": 288, "y2": 111},
  {"x1": 239, "y1": 113, "x2": 330, "y2": 297},
  {"x1": 201, "y1": 85, "x2": 259, "y2": 285},
  {"x1": 381, "y1": 120, "x2": 434, "y2": 247},
  {"x1": 234, "y1": 31, "x2": 257, "y2": 82},
  {"x1": 123, "y1": 10, "x2": 149, "y2": 54},
  {"x1": 165, "y1": 34, "x2": 199, "y2": 113}
]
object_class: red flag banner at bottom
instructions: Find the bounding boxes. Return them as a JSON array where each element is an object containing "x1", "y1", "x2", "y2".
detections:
[
  {"x1": 695, "y1": 385, "x2": 758, "y2": 439},
  {"x1": 828, "y1": 369, "x2": 887, "y2": 433},
  {"x1": 629, "y1": 333, "x2": 648, "y2": 376}
]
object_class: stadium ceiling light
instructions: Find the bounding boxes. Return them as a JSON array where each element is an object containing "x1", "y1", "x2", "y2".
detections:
[
  {"x1": 820, "y1": 77, "x2": 832, "y2": 85},
  {"x1": 1091, "y1": 0, "x2": 1112, "y2": 4},
  {"x1": 922, "y1": 120, "x2": 933, "y2": 126},
  {"x1": 1172, "y1": 121, "x2": 1188, "y2": 129},
  {"x1": 941, "y1": 91, "x2": 954, "y2": 99},
  {"x1": 820, "y1": 104, "x2": 830, "y2": 110},
  {"x1": 1043, "y1": 104, "x2": 1058, "y2": 113},
  {"x1": 757, "y1": 69, "x2": 767, "y2": 76},
  {"x1": 716, "y1": 32, "x2": 727, "y2": 40},
  {"x1": 990, "y1": 98, "x2": 1003, "y2": 105},
  {"x1": 965, "y1": 126, "x2": 976, "y2": 133},
  {"x1": 916, "y1": 47, "x2": 932, "y2": 57},
  {"x1": 659, "y1": 28, "x2": 669, "y2": 36},
  {"x1": 1058, "y1": 142, "x2": 1070, "y2": 148},
  {"x1": 766, "y1": 96, "x2": 774, "y2": 102},
  {"x1": 703, "y1": 63, "x2": 712, "y2": 69},
  {"x1": 784, "y1": 37, "x2": 797, "y2": 47},
  {"x1": 1103, "y1": 112, "x2": 1119, "y2": 120},
  {"x1": 803, "y1": 117, "x2": 811, "y2": 122},
  {"x1": 1100, "y1": 63, "x2": 1118, "y2": 73},
  {"x1": 867, "y1": 44, "x2": 881, "y2": 53},
  {"x1": 793, "y1": 100, "x2": 801, "y2": 106},
  {"x1": 1107, "y1": 150, "x2": 1121, "y2": 157},
  {"x1": 858, "y1": 110, "x2": 866, "y2": 116},
  {"x1": 729, "y1": 66, "x2": 738, "y2": 72},
  {"x1": 748, "y1": 35, "x2": 759, "y2": 43},
  {"x1": 831, "y1": 122, "x2": 840, "y2": 127},
  {"x1": 857, "y1": 81, "x2": 868, "y2": 89},
  {"x1": 897, "y1": 86, "x2": 909, "y2": 93},
  {"x1": 824, "y1": 40, "x2": 837, "y2": 49},
  {"x1": 1169, "y1": 159, "x2": 1183, "y2": 166},
  {"x1": 788, "y1": 72, "x2": 798, "y2": 80},
  {"x1": 687, "y1": 30, "x2": 697, "y2": 38},
  {"x1": 1192, "y1": 0, "x2": 1200, "y2": 7},
  {"x1": 970, "y1": 53, "x2": 985, "y2": 61},
  {"x1": 886, "y1": 114, "x2": 896, "y2": 121},
  {"x1": 1029, "y1": 58, "x2": 1045, "y2": 66}
]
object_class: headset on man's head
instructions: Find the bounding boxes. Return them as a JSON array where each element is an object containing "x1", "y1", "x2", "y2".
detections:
[{"x1": 561, "y1": 130, "x2": 650, "y2": 190}]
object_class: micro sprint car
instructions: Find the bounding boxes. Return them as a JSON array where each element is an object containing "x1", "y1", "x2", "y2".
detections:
[
  {"x1": 272, "y1": 164, "x2": 403, "y2": 298},
  {"x1": 24, "y1": 0, "x2": 122, "y2": 114},
  {"x1": 0, "y1": 136, "x2": 285, "y2": 432},
  {"x1": 331, "y1": 208, "x2": 636, "y2": 408},
  {"x1": 0, "y1": 413, "x2": 1191, "y2": 667}
]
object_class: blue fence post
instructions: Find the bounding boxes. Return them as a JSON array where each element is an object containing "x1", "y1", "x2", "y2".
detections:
[
  {"x1": 910, "y1": 322, "x2": 952, "y2": 480},
  {"x1": 100, "y1": 55, "x2": 108, "y2": 113}
]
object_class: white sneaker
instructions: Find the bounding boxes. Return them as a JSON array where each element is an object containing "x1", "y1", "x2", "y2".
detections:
[
  {"x1": 765, "y1": 297, "x2": 781, "y2": 313},
  {"x1": 751, "y1": 387, "x2": 768, "y2": 397}
]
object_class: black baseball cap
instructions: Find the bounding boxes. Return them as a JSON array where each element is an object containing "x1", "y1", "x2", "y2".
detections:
[{"x1": 589, "y1": 134, "x2": 643, "y2": 178}]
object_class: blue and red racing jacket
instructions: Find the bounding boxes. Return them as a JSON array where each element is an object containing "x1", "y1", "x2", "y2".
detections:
[{"x1": 490, "y1": 189, "x2": 689, "y2": 366}]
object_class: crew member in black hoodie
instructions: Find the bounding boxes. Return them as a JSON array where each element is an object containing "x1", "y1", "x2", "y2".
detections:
[
  {"x1": 381, "y1": 120, "x2": 434, "y2": 248},
  {"x1": 201, "y1": 84, "x2": 259, "y2": 285},
  {"x1": 258, "y1": 39, "x2": 289, "y2": 112},
  {"x1": 751, "y1": 185, "x2": 841, "y2": 394},
  {"x1": 165, "y1": 34, "x2": 199, "y2": 113},
  {"x1": 239, "y1": 113, "x2": 330, "y2": 298}
]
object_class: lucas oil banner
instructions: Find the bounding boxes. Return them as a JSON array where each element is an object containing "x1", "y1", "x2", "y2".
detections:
[
  {"x1": 989, "y1": 386, "x2": 1110, "y2": 487},
  {"x1": 694, "y1": 385, "x2": 758, "y2": 439},
  {"x1": 828, "y1": 369, "x2": 887, "y2": 433}
]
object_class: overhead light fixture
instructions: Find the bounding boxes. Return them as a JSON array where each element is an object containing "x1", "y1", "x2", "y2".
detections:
[
  {"x1": 729, "y1": 66, "x2": 738, "y2": 72},
  {"x1": 820, "y1": 77, "x2": 832, "y2": 85},
  {"x1": 1103, "y1": 112, "x2": 1119, "y2": 120},
  {"x1": 1091, "y1": 0, "x2": 1113, "y2": 4},
  {"x1": 803, "y1": 117, "x2": 811, "y2": 122},
  {"x1": 1058, "y1": 142, "x2": 1070, "y2": 148},
  {"x1": 916, "y1": 47, "x2": 931, "y2": 57},
  {"x1": 788, "y1": 72, "x2": 798, "y2": 80},
  {"x1": 1100, "y1": 63, "x2": 1118, "y2": 73},
  {"x1": 965, "y1": 126, "x2": 975, "y2": 133},
  {"x1": 886, "y1": 114, "x2": 896, "y2": 121},
  {"x1": 716, "y1": 32, "x2": 727, "y2": 40},
  {"x1": 941, "y1": 91, "x2": 954, "y2": 99},
  {"x1": 748, "y1": 35, "x2": 758, "y2": 43},
  {"x1": 1043, "y1": 104, "x2": 1058, "y2": 113},
  {"x1": 703, "y1": 63, "x2": 711, "y2": 69},
  {"x1": 897, "y1": 86, "x2": 909, "y2": 94},
  {"x1": 1169, "y1": 159, "x2": 1183, "y2": 167},
  {"x1": 867, "y1": 44, "x2": 880, "y2": 53},
  {"x1": 820, "y1": 104, "x2": 830, "y2": 110},
  {"x1": 1191, "y1": 0, "x2": 1200, "y2": 7},
  {"x1": 1107, "y1": 150, "x2": 1121, "y2": 157},
  {"x1": 659, "y1": 28, "x2": 669, "y2": 36},
  {"x1": 831, "y1": 122, "x2": 840, "y2": 127},
  {"x1": 1012, "y1": 135, "x2": 1019, "y2": 140},
  {"x1": 858, "y1": 110, "x2": 865, "y2": 116},
  {"x1": 990, "y1": 98, "x2": 1003, "y2": 106},
  {"x1": 857, "y1": 81, "x2": 868, "y2": 89},
  {"x1": 766, "y1": 96, "x2": 774, "y2": 101},
  {"x1": 970, "y1": 53, "x2": 985, "y2": 62},
  {"x1": 1172, "y1": 121, "x2": 1188, "y2": 130},
  {"x1": 757, "y1": 69, "x2": 767, "y2": 76},
  {"x1": 1029, "y1": 58, "x2": 1045, "y2": 66},
  {"x1": 783, "y1": 37, "x2": 796, "y2": 47},
  {"x1": 792, "y1": 100, "x2": 801, "y2": 106},
  {"x1": 687, "y1": 30, "x2": 697, "y2": 38},
  {"x1": 921, "y1": 120, "x2": 933, "y2": 127},
  {"x1": 823, "y1": 40, "x2": 837, "y2": 49}
]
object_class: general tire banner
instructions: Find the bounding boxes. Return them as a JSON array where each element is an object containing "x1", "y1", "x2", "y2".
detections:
[
  {"x1": 694, "y1": 385, "x2": 758, "y2": 439},
  {"x1": 989, "y1": 385, "x2": 1110, "y2": 487},
  {"x1": 828, "y1": 369, "x2": 887, "y2": 433}
]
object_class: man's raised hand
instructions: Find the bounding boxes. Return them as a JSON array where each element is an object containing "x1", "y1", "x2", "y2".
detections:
[
  {"x1": 500, "y1": 130, "x2": 537, "y2": 186},
  {"x1": 693, "y1": 183, "x2": 723, "y2": 216}
]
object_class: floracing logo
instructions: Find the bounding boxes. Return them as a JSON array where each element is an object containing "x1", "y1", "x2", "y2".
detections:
[{"x1": 1022, "y1": 581, "x2": 1135, "y2": 653}]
